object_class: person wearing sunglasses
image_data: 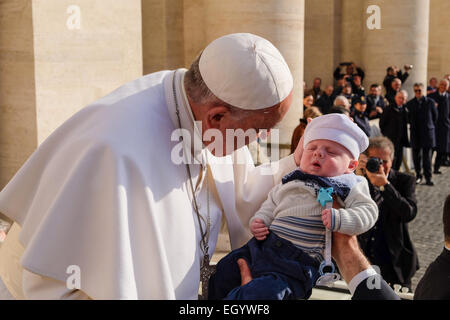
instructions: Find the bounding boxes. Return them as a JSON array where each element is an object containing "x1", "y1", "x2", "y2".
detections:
[{"x1": 405, "y1": 83, "x2": 438, "y2": 186}]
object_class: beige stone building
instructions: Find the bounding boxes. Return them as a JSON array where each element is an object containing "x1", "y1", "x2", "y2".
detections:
[{"x1": 1, "y1": 0, "x2": 449, "y2": 188}]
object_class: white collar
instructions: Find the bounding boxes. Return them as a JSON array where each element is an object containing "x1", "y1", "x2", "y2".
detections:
[
  {"x1": 445, "y1": 244, "x2": 450, "y2": 251},
  {"x1": 165, "y1": 68, "x2": 207, "y2": 165}
]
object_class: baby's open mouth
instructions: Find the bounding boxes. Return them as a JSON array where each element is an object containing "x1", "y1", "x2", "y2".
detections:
[{"x1": 312, "y1": 161, "x2": 321, "y2": 168}]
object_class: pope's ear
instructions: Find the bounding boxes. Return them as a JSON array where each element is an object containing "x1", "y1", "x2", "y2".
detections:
[{"x1": 205, "y1": 106, "x2": 230, "y2": 130}]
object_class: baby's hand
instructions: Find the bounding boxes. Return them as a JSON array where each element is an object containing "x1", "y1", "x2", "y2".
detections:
[
  {"x1": 321, "y1": 208, "x2": 333, "y2": 230},
  {"x1": 250, "y1": 218, "x2": 269, "y2": 240}
]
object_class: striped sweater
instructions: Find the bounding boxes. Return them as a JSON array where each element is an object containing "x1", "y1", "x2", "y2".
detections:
[{"x1": 250, "y1": 170, "x2": 378, "y2": 262}]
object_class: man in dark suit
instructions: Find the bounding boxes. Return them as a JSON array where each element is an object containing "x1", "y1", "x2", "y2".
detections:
[
  {"x1": 406, "y1": 83, "x2": 438, "y2": 185},
  {"x1": 429, "y1": 79, "x2": 450, "y2": 174},
  {"x1": 333, "y1": 62, "x2": 365, "y2": 84},
  {"x1": 366, "y1": 84, "x2": 386, "y2": 120},
  {"x1": 351, "y1": 75, "x2": 366, "y2": 98},
  {"x1": 305, "y1": 77, "x2": 323, "y2": 103},
  {"x1": 379, "y1": 90, "x2": 410, "y2": 171},
  {"x1": 356, "y1": 136, "x2": 419, "y2": 290},
  {"x1": 315, "y1": 85, "x2": 334, "y2": 114},
  {"x1": 414, "y1": 194, "x2": 450, "y2": 299},
  {"x1": 383, "y1": 65, "x2": 410, "y2": 99},
  {"x1": 385, "y1": 78, "x2": 402, "y2": 106}
]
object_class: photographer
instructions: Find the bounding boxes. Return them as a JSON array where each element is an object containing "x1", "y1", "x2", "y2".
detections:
[
  {"x1": 383, "y1": 65, "x2": 412, "y2": 99},
  {"x1": 333, "y1": 62, "x2": 365, "y2": 84},
  {"x1": 356, "y1": 136, "x2": 419, "y2": 290}
]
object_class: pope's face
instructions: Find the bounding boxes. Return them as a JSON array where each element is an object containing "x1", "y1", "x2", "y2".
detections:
[
  {"x1": 300, "y1": 139, "x2": 356, "y2": 177},
  {"x1": 206, "y1": 91, "x2": 293, "y2": 156}
]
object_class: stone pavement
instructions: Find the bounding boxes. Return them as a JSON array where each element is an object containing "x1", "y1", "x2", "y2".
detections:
[{"x1": 409, "y1": 165, "x2": 449, "y2": 292}]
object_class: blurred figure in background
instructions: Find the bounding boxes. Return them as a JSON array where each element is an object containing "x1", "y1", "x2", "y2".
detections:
[
  {"x1": 383, "y1": 65, "x2": 411, "y2": 99},
  {"x1": 379, "y1": 90, "x2": 410, "y2": 171},
  {"x1": 406, "y1": 83, "x2": 438, "y2": 186},
  {"x1": 315, "y1": 85, "x2": 335, "y2": 114},
  {"x1": 429, "y1": 79, "x2": 450, "y2": 174},
  {"x1": 290, "y1": 106, "x2": 322, "y2": 154},
  {"x1": 414, "y1": 194, "x2": 450, "y2": 300},
  {"x1": 385, "y1": 78, "x2": 402, "y2": 106},
  {"x1": 333, "y1": 95, "x2": 351, "y2": 111},
  {"x1": 427, "y1": 77, "x2": 438, "y2": 95},
  {"x1": 305, "y1": 77, "x2": 323, "y2": 103},
  {"x1": 350, "y1": 96, "x2": 371, "y2": 137},
  {"x1": 366, "y1": 84, "x2": 386, "y2": 120},
  {"x1": 303, "y1": 93, "x2": 314, "y2": 112}
]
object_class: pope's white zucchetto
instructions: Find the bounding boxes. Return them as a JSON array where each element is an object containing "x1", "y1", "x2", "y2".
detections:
[
  {"x1": 303, "y1": 113, "x2": 369, "y2": 159},
  {"x1": 199, "y1": 33, "x2": 293, "y2": 110}
]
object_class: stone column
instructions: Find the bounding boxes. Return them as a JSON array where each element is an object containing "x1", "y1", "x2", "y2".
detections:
[
  {"x1": 0, "y1": 0, "x2": 143, "y2": 188},
  {"x1": 339, "y1": 0, "x2": 364, "y2": 67},
  {"x1": 184, "y1": 0, "x2": 305, "y2": 158},
  {"x1": 142, "y1": 0, "x2": 185, "y2": 74},
  {"x1": 304, "y1": 0, "x2": 341, "y2": 88},
  {"x1": 427, "y1": 0, "x2": 450, "y2": 81},
  {"x1": 361, "y1": 0, "x2": 430, "y2": 97}
]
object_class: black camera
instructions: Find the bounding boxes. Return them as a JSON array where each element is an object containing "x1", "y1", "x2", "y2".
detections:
[{"x1": 366, "y1": 157, "x2": 383, "y2": 173}]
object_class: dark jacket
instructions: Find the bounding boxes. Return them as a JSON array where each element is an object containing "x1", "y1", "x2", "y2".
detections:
[
  {"x1": 316, "y1": 94, "x2": 334, "y2": 114},
  {"x1": 366, "y1": 94, "x2": 386, "y2": 119},
  {"x1": 429, "y1": 91, "x2": 450, "y2": 153},
  {"x1": 383, "y1": 71, "x2": 409, "y2": 98},
  {"x1": 405, "y1": 96, "x2": 438, "y2": 149},
  {"x1": 358, "y1": 170, "x2": 419, "y2": 287},
  {"x1": 379, "y1": 103, "x2": 410, "y2": 148},
  {"x1": 414, "y1": 248, "x2": 450, "y2": 300},
  {"x1": 350, "y1": 108, "x2": 371, "y2": 137},
  {"x1": 353, "y1": 275, "x2": 400, "y2": 300},
  {"x1": 334, "y1": 66, "x2": 365, "y2": 82},
  {"x1": 305, "y1": 87, "x2": 323, "y2": 103}
]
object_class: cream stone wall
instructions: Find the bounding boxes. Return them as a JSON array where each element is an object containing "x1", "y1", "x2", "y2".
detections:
[
  {"x1": 361, "y1": 0, "x2": 430, "y2": 97},
  {"x1": 0, "y1": 0, "x2": 37, "y2": 189},
  {"x1": 142, "y1": 0, "x2": 185, "y2": 74},
  {"x1": 0, "y1": 0, "x2": 143, "y2": 188},
  {"x1": 339, "y1": 0, "x2": 364, "y2": 67},
  {"x1": 304, "y1": 0, "x2": 340, "y2": 89},
  {"x1": 427, "y1": 0, "x2": 450, "y2": 81}
]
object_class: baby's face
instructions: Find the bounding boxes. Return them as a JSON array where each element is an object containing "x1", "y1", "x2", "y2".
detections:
[{"x1": 299, "y1": 139, "x2": 357, "y2": 177}]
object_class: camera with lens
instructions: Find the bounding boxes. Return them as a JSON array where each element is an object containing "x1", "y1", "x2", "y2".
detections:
[{"x1": 366, "y1": 157, "x2": 383, "y2": 173}]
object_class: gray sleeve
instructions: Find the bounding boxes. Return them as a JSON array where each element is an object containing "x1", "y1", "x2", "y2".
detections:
[
  {"x1": 249, "y1": 183, "x2": 281, "y2": 228},
  {"x1": 332, "y1": 179, "x2": 379, "y2": 235}
]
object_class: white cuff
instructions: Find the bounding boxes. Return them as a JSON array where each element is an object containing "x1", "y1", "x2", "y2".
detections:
[{"x1": 347, "y1": 267, "x2": 378, "y2": 296}]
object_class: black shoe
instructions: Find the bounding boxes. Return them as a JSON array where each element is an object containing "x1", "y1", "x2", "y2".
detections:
[
  {"x1": 433, "y1": 170, "x2": 442, "y2": 174},
  {"x1": 425, "y1": 180, "x2": 434, "y2": 186},
  {"x1": 443, "y1": 160, "x2": 450, "y2": 166}
]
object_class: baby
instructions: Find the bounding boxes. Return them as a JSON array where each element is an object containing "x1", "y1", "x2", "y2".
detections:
[{"x1": 208, "y1": 113, "x2": 378, "y2": 300}]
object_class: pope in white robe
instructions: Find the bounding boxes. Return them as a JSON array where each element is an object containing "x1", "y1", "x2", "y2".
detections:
[{"x1": 0, "y1": 33, "x2": 299, "y2": 299}]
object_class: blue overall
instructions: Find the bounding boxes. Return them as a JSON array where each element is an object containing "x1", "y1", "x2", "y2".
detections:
[{"x1": 208, "y1": 232, "x2": 320, "y2": 300}]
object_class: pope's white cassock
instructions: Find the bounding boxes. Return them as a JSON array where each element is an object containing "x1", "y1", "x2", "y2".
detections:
[{"x1": 0, "y1": 68, "x2": 297, "y2": 299}]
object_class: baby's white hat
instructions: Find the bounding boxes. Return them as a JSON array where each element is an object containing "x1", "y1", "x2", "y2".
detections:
[{"x1": 303, "y1": 113, "x2": 369, "y2": 159}]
